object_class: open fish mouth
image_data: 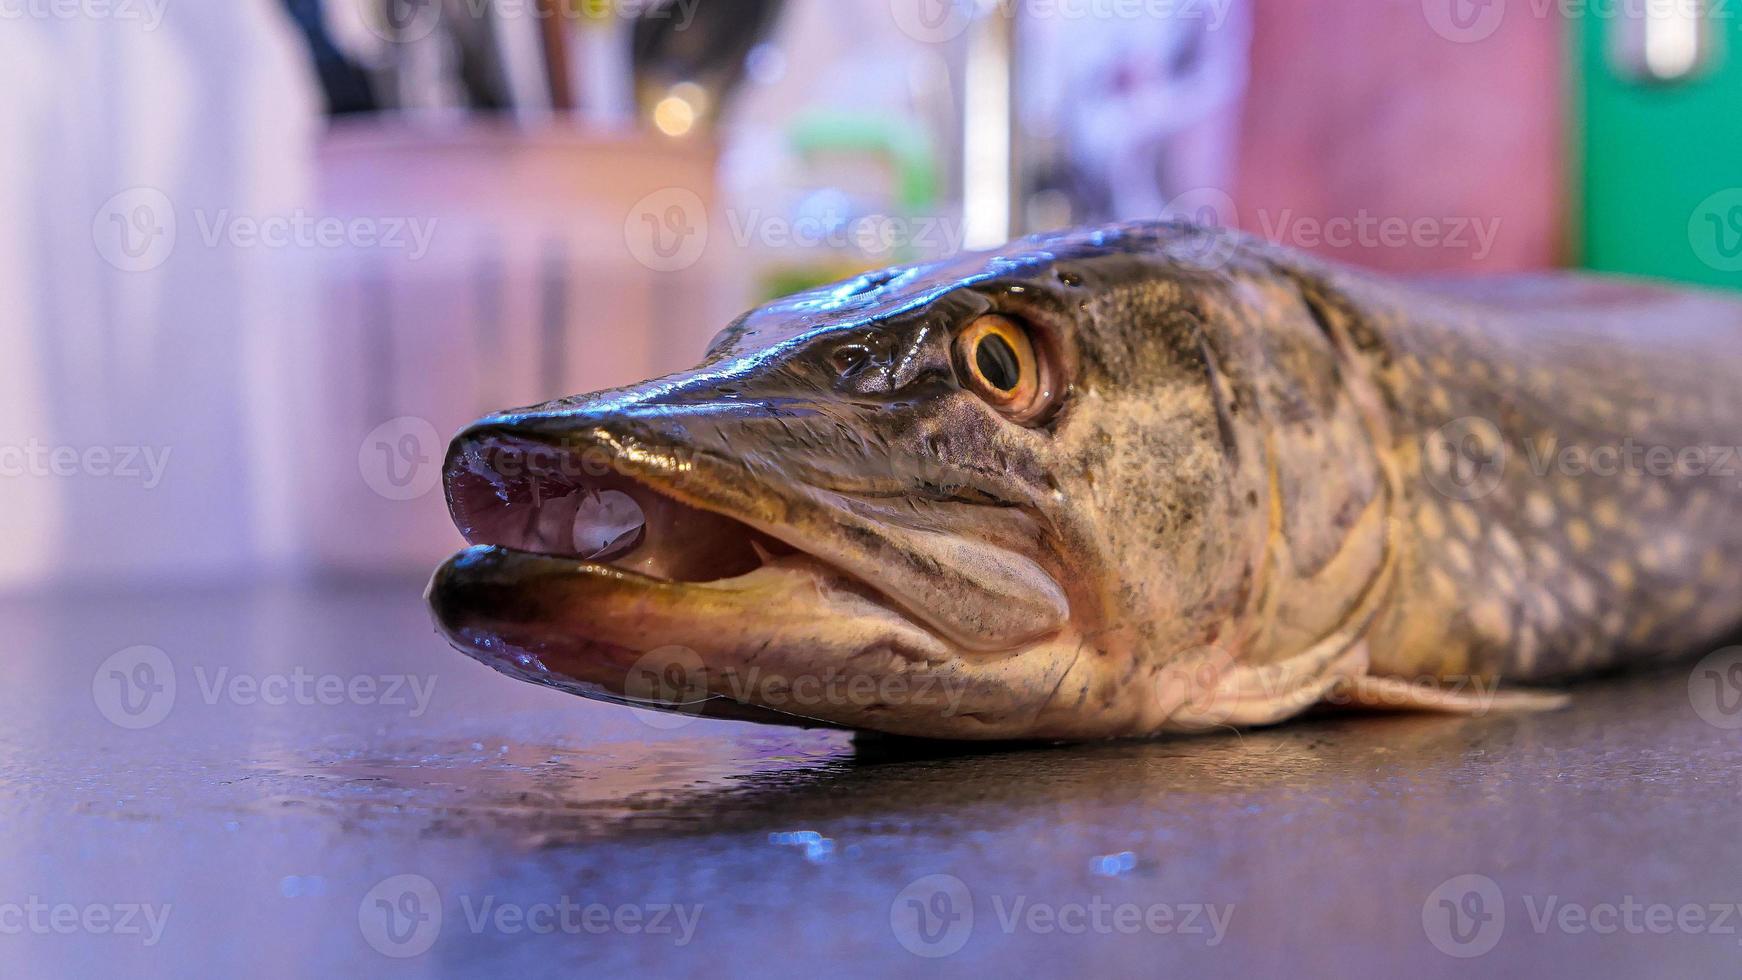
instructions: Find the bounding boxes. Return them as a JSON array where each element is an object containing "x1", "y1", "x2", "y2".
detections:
[
  {"x1": 442, "y1": 431, "x2": 800, "y2": 587},
  {"x1": 425, "y1": 406, "x2": 1085, "y2": 738},
  {"x1": 426, "y1": 425, "x2": 962, "y2": 728}
]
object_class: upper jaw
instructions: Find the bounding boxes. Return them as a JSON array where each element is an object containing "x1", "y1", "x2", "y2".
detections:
[
  {"x1": 429, "y1": 415, "x2": 955, "y2": 729},
  {"x1": 428, "y1": 395, "x2": 1084, "y2": 736},
  {"x1": 439, "y1": 399, "x2": 1072, "y2": 652}
]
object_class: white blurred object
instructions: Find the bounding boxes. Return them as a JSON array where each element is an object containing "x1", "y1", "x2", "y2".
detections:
[
  {"x1": 1025, "y1": 0, "x2": 1252, "y2": 222},
  {"x1": 0, "y1": 26, "x2": 57, "y2": 590},
  {"x1": 0, "y1": 2, "x2": 746, "y2": 589},
  {"x1": 0, "y1": 1, "x2": 320, "y2": 589}
]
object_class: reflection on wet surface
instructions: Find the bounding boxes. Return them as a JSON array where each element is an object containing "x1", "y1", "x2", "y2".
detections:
[{"x1": 3, "y1": 579, "x2": 1738, "y2": 977}]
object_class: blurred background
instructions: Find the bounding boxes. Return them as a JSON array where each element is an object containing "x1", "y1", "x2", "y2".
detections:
[
  {"x1": 3, "y1": 0, "x2": 1738, "y2": 591},
  {"x1": 8, "y1": 5, "x2": 1742, "y2": 976}
]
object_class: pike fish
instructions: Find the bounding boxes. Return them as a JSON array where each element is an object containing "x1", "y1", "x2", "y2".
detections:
[{"x1": 427, "y1": 221, "x2": 1742, "y2": 739}]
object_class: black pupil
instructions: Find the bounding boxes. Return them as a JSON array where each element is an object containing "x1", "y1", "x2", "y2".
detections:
[{"x1": 975, "y1": 334, "x2": 1021, "y2": 392}]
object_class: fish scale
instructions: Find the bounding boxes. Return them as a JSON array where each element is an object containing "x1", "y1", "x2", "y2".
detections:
[{"x1": 1324, "y1": 271, "x2": 1742, "y2": 682}]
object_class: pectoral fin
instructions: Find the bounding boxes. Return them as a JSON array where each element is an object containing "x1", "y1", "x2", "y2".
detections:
[
  {"x1": 1164, "y1": 636, "x2": 1373, "y2": 731},
  {"x1": 1326, "y1": 674, "x2": 1570, "y2": 714}
]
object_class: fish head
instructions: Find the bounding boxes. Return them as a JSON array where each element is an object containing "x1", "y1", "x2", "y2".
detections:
[{"x1": 429, "y1": 222, "x2": 1285, "y2": 739}]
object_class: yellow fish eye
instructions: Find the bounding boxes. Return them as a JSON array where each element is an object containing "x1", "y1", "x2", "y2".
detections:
[{"x1": 956, "y1": 314, "x2": 1042, "y2": 411}]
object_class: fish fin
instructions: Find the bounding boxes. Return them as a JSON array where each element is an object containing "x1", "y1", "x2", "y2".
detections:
[
  {"x1": 1166, "y1": 637, "x2": 1373, "y2": 731},
  {"x1": 1327, "y1": 674, "x2": 1571, "y2": 714}
]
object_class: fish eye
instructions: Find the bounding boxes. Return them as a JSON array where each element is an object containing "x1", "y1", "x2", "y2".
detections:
[
  {"x1": 975, "y1": 333, "x2": 1021, "y2": 392},
  {"x1": 953, "y1": 314, "x2": 1058, "y2": 423}
]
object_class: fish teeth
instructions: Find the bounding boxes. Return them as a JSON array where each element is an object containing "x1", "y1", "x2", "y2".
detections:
[{"x1": 750, "y1": 539, "x2": 778, "y2": 566}]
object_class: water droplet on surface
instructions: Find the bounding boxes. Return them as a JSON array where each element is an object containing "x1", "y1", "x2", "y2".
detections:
[{"x1": 1091, "y1": 851, "x2": 1139, "y2": 876}]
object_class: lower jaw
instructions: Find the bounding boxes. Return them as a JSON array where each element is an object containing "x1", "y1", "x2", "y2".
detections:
[
  {"x1": 424, "y1": 542, "x2": 987, "y2": 731},
  {"x1": 426, "y1": 543, "x2": 761, "y2": 657},
  {"x1": 426, "y1": 545, "x2": 851, "y2": 728}
]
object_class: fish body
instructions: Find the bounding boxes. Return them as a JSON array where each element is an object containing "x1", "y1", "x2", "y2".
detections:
[{"x1": 428, "y1": 221, "x2": 1742, "y2": 739}]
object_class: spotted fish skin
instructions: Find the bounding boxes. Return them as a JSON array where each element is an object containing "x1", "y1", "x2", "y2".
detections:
[
  {"x1": 431, "y1": 220, "x2": 1742, "y2": 739},
  {"x1": 1301, "y1": 267, "x2": 1742, "y2": 683}
]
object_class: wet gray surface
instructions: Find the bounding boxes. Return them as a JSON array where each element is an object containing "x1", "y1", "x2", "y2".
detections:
[{"x1": 3, "y1": 578, "x2": 1739, "y2": 977}]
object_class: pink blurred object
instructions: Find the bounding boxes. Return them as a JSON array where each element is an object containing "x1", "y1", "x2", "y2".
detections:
[
  {"x1": 287, "y1": 121, "x2": 742, "y2": 575},
  {"x1": 1235, "y1": 0, "x2": 1568, "y2": 273}
]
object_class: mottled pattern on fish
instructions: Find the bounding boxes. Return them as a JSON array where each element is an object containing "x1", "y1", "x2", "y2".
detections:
[
  {"x1": 1310, "y1": 271, "x2": 1742, "y2": 682},
  {"x1": 430, "y1": 221, "x2": 1742, "y2": 739}
]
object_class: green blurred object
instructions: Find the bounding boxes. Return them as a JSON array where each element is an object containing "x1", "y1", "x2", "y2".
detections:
[
  {"x1": 753, "y1": 113, "x2": 942, "y2": 301},
  {"x1": 790, "y1": 114, "x2": 939, "y2": 215},
  {"x1": 1578, "y1": 4, "x2": 1742, "y2": 290}
]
